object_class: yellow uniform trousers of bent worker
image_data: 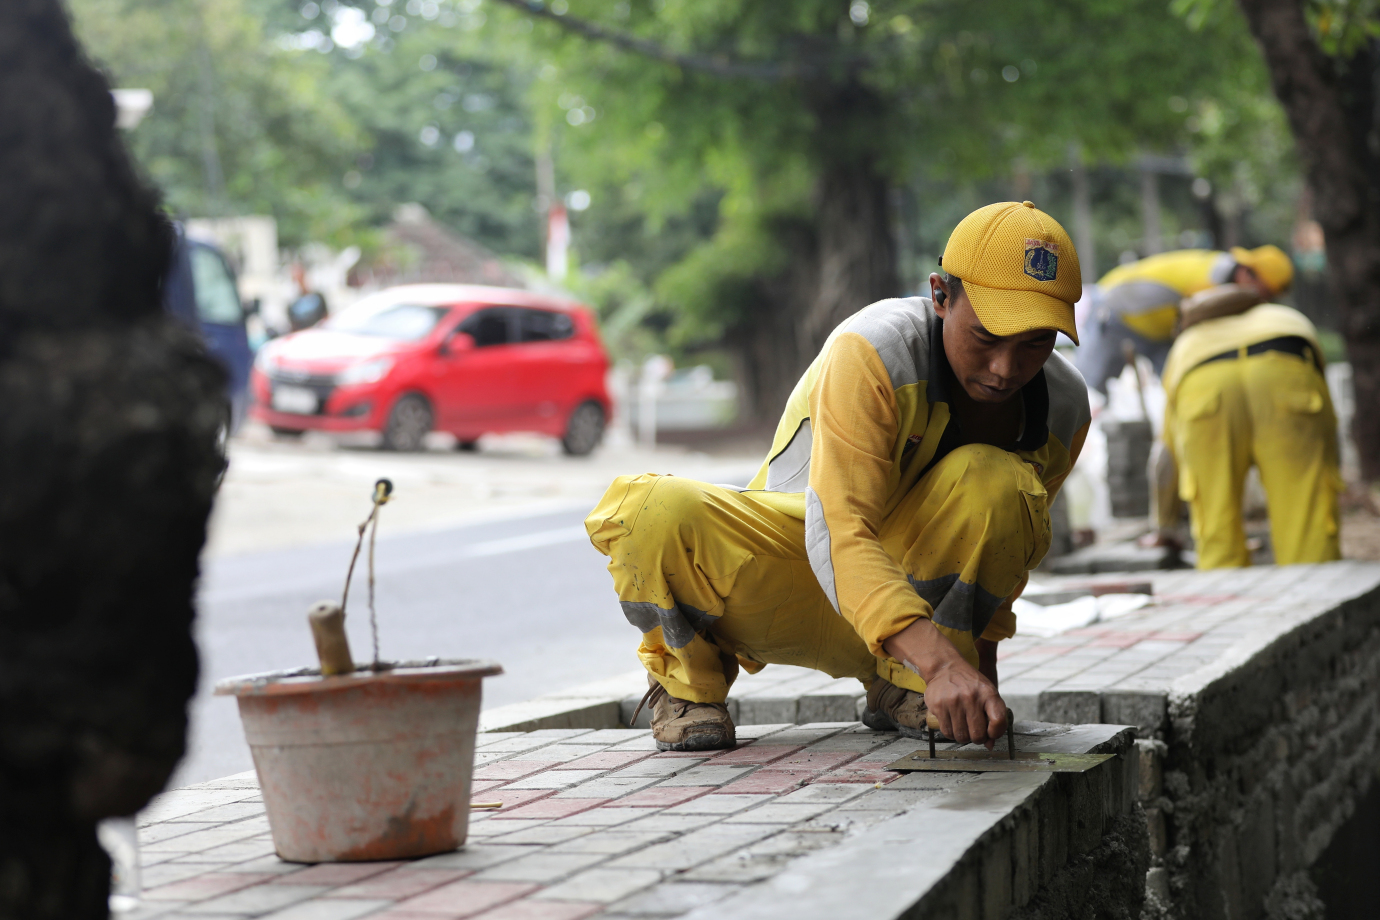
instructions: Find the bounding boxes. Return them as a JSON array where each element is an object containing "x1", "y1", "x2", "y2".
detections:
[
  {"x1": 584, "y1": 443, "x2": 1051, "y2": 704},
  {"x1": 1163, "y1": 304, "x2": 1341, "y2": 570}
]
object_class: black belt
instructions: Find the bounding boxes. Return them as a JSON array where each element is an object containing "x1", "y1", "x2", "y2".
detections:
[{"x1": 1198, "y1": 335, "x2": 1320, "y2": 371}]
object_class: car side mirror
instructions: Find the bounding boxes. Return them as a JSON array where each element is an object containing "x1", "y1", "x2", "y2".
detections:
[{"x1": 441, "y1": 331, "x2": 475, "y2": 356}]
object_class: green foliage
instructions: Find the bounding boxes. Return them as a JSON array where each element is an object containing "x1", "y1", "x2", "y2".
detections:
[
  {"x1": 506, "y1": 0, "x2": 1291, "y2": 351},
  {"x1": 67, "y1": 0, "x2": 366, "y2": 246}
]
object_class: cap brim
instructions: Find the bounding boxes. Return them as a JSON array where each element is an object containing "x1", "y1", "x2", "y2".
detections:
[{"x1": 963, "y1": 281, "x2": 1080, "y2": 345}]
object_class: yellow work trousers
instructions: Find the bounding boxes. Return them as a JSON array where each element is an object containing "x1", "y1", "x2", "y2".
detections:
[
  {"x1": 584, "y1": 444, "x2": 1051, "y2": 704},
  {"x1": 1171, "y1": 351, "x2": 1341, "y2": 569}
]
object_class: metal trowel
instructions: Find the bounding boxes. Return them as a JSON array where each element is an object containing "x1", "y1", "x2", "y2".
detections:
[{"x1": 885, "y1": 710, "x2": 1114, "y2": 774}]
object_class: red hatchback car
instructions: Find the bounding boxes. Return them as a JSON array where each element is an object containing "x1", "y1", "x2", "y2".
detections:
[{"x1": 251, "y1": 284, "x2": 611, "y2": 454}]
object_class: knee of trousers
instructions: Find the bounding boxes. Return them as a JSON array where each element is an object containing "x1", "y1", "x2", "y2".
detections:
[
  {"x1": 929, "y1": 443, "x2": 1042, "y2": 504},
  {"x1": 587, "y1": 474, "x2": 716, "y2": 557},
  {"x1": 612, "y1": 476, "x2": 716, "y2": 554},
  {"x1": 905, "y1": 443, "x2": 1052, "y2": 569}
]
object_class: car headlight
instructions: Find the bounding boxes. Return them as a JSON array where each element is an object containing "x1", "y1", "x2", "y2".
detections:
[
  {"x1": 336, "y1": 357, "x2": 395, "y2": 386},
  {"x1": 254, "y1": 347, "x2": 279, "y2": 374}
]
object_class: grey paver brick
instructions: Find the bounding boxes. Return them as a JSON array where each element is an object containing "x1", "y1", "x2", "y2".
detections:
[
  {"x1": 722, "y1": 802, "x2": 834, "y2": 824},
  {"x1": 662, "y1": 794, "x2": 770, "y2": 815},
  {"x1": 526, "y1": 744, "x2": 616, "y2": 762},
  {"x1": 469, "y1": 819, "x2": 552, "y2": 836},
  {"x1": 175, "y1": 836, "x2": 279, "y2": 864},
  {"x1": 553, "y1": 776, "x2": 663, "y2": 799},
  {"x1": 217, "y1": 856, "x2": 304, "y2": 875},
  {"x1": 532, "y1": 868, "x2": 665, "y2": 903},
  {"x1": 140, "y1": 821, "x2": 268, "y2": 854},
  {"x1": 681, "y1": 829, "x2": 847, "y2": 883},
  {"x1": 548, "y1": 807, "x2": 647, "y2": 827},
  {"x1": 617, "y1": 813, "x2": 723, "y2": 834},
  {"x1": 471, "y1": 851, "x2": 608, "y2": 883},
  {"x1": 504, "y1": 769, "x2": 606, "y2": 789},
  {"x1": 408, "y1": 844, "x2": 542, "y2": 870},
  {"x1": 171, "y1": 803, "x2": 268, "y2": 825},
  {"x1": 608, "y1": 824, "x2": 782, "y2": 872},
  {"x1": 549, "y1": 830, "x2": 672, "y2": 856},
  {"x1": 484, "y1": 825, "x2": 594, "y2": 845},
  {"x1": 607, "y1": 758, "x2": 706, "y2": 778},
  {"x1": 845, "y1": 788, "x2": 945, "y2": 810},
  {"x1": 732, "y1": 724, "x2": 793, "y2": 739},
  {"x1": 776, "y1": 784, "x2": 875, "y2": 804},
  {"x1": 258, "y1": 899, "x2": 391, "y2": 920},
  {"x1": 139, "y1": 823, "x2": 219, "y2": 846},
  {"x1": 606, "y1": 880, "x2": 743, "y2": 917},
  {"x1": 655, "y1": 766, "x2": 752, "y2": 787},
  {"x1": 182, "y1": 883, "x2": 327, "y2": 914}
]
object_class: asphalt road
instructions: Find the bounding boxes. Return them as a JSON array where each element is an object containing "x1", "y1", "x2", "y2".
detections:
[{"x1": 175, "y1": 503, "x2": 647, "y2": 787}]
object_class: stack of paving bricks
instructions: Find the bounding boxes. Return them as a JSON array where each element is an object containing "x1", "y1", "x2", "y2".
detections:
[{"x1": 126, "y1": 720, "x2": 1137, "y2": 920}]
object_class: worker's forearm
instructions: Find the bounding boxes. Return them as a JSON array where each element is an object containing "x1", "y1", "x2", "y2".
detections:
[{"x1": 881, "y1": 616, "x2": 969, "y2": 683}]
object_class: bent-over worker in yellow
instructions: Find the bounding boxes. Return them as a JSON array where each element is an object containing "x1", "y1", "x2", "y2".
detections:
[
  {"x1": 1162, "y1": 300, "x2": 1341, "y2": 569},
  {"x1": 1075, "y1": 246, "x2": 1293, "y2": 393},
  {"x1": 586, "y1": 202, "x2": 1092, "y2": 751}
]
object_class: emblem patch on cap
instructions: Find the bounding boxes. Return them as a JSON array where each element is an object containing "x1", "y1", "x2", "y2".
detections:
[{"x1": 1024, "y1": 239, "x2": 1059, "y2": 282}]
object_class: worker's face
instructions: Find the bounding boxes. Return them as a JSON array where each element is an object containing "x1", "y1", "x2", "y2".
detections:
[
  {"x1": 1232, "y1": 265, "x2": 1273, "y2": 299},
  {"x1": 930, "y1": 273, "x2": 1058, "y2": 405}
]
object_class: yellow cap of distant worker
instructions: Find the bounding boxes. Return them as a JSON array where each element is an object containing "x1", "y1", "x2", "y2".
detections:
[
  {"x1": 1230, "y1": 244, "x2": 1293, "y2": 295},
  {"x1": 941, "y1": 201, "x2": 1082, "y2": 344}
]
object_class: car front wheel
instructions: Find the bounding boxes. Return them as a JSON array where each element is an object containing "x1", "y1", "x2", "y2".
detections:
[
  {"x1": 561, "y1": 400, "x2": 605, "y2": 457},
  {"x1": 382, "y1": 394, "x2": 432, "y2": 452}
]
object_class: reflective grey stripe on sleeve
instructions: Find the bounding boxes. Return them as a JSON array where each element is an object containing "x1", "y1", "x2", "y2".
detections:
[
  {"x1": 620, "y1": 601, "x2": 718, "y2": 649},
  {"x1": 1042, "y1": 349, "x2": 1092, "y2": 449},
  {"x1": 804, "y1": 485, "x2": 840, "y2": 613},
  {"x1": 765, "y1": 418, "x2": 812, "y2": 492},
  {"x1": 1102, "y1": 280, "x2": 1180, "y2": 319},
  {"x1": 1209, "y1": 252, "x2": 1236, "y2": 284},
  {"x1": 908, "y1": 573, "x2": 1005, "y2": 638},
  {"x1": 835, "y1": 297, "x2": 933, "y2": 391}
]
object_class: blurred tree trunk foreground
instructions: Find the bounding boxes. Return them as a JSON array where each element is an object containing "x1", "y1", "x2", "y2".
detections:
[
  {"x1": 1236, "y1": 0, "x2": 1380, "y2": 480},
  {"x1": 0, "y1": 1, "x2": 224, "y2": 916}
]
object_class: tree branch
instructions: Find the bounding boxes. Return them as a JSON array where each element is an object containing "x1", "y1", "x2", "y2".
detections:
[{"x1": 489, "y1": 0, "x2": 824, "y2": 80}]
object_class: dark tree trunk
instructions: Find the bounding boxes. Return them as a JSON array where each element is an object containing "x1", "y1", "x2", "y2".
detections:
[
  {"x1": 800, "y1": 162, "x2": 901, "y2": 352},
  {"x1": 729, "y1": 161, "x2": 900, "y2": 426},
  {"x1": 731, "y1": 78, "x2": 902, "y2": 426},
  {"x1": 1237, "y1": 0, "x2": 1380, "y2": 479},
  {"x1": 0, "y1": 2, "x2": 225, "y2": 916},
  {"x1": 730, "y1": 218, "x2": 820, "y2": 424}
]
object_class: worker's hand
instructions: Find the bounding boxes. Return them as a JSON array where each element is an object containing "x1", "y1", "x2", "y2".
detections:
[
  {"x1": 882, "y1": 618, "x2": 1009, "y2": 748},
  {"x1": 976, "y1": 637, "x2": 999, "y2": 690},
  {"x1": 923, "y1": 659, "x2": 1008, "y2": 748}
]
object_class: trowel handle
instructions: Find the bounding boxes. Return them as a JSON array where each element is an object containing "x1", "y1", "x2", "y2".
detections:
[{"x1": 922, "y1": 707, "x2": 1015, "y2": 737}]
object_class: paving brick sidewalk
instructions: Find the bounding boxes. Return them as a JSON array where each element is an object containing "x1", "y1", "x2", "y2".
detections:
[
  {"x1": 597, "y1": 562, "x2": 1380, "y2": 737},
  {"x1": 129, "y1": 721, "x2": 1090, "y2": 920}
]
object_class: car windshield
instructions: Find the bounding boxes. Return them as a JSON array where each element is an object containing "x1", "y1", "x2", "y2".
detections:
[{"x1": 325, "y1": 303, "x2": 449, "y2": 341}]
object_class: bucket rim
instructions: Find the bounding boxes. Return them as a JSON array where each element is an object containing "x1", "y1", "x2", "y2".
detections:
[{"x1": 213, "y1": 658, "x2": 504, "y2": 697}]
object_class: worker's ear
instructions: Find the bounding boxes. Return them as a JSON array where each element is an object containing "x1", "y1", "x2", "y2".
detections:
[{"x1": 929, "y1": 273, "x2": 949, "y2": 314}]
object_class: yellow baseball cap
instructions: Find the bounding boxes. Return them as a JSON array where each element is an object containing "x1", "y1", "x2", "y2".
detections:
[
  {"x1": 941, "y1": 201, "x2": 1082, "y2": 344},
  {"x1": 1229, "y1": 245, "x2": 1293, "y2": 294}
]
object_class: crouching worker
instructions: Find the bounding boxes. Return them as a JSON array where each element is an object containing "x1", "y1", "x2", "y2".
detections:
[
  {"x1": 585, "y1": 202, "x2": 1091, "y2": 751},
  {"x1": 1162, "y1": 285, "x2": 1341, "y2": 569}
]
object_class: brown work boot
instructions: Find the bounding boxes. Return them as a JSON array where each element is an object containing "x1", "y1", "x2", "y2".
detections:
[
  {"x1": 862, "y1": 676, "x2": 930, "y2": 738},
  {"x1": 633, "y1": 675, "x2": 735, "y2": 752}
]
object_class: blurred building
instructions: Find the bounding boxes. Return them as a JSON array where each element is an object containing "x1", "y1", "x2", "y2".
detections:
[{"x1": 354, "y1": 203, "x2": 526, "y2": 289}]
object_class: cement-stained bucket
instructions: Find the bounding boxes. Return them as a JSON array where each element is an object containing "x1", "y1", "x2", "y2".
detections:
[{"x1": 215, "y1": 659, "x2": 502, "y2": 862}]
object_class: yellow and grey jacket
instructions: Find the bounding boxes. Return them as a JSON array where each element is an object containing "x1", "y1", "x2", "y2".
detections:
[
  {"x1": 744, "y1": 297, "x2": 1091, "y2": 652},
  {"x1": 1097, "y1": 250, "x2": 1237, "y2": 342}
]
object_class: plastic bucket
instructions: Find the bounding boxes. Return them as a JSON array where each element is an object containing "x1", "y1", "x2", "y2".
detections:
[{"x1": 215, "y1": 659, "x2": 502, "y2": 862}]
